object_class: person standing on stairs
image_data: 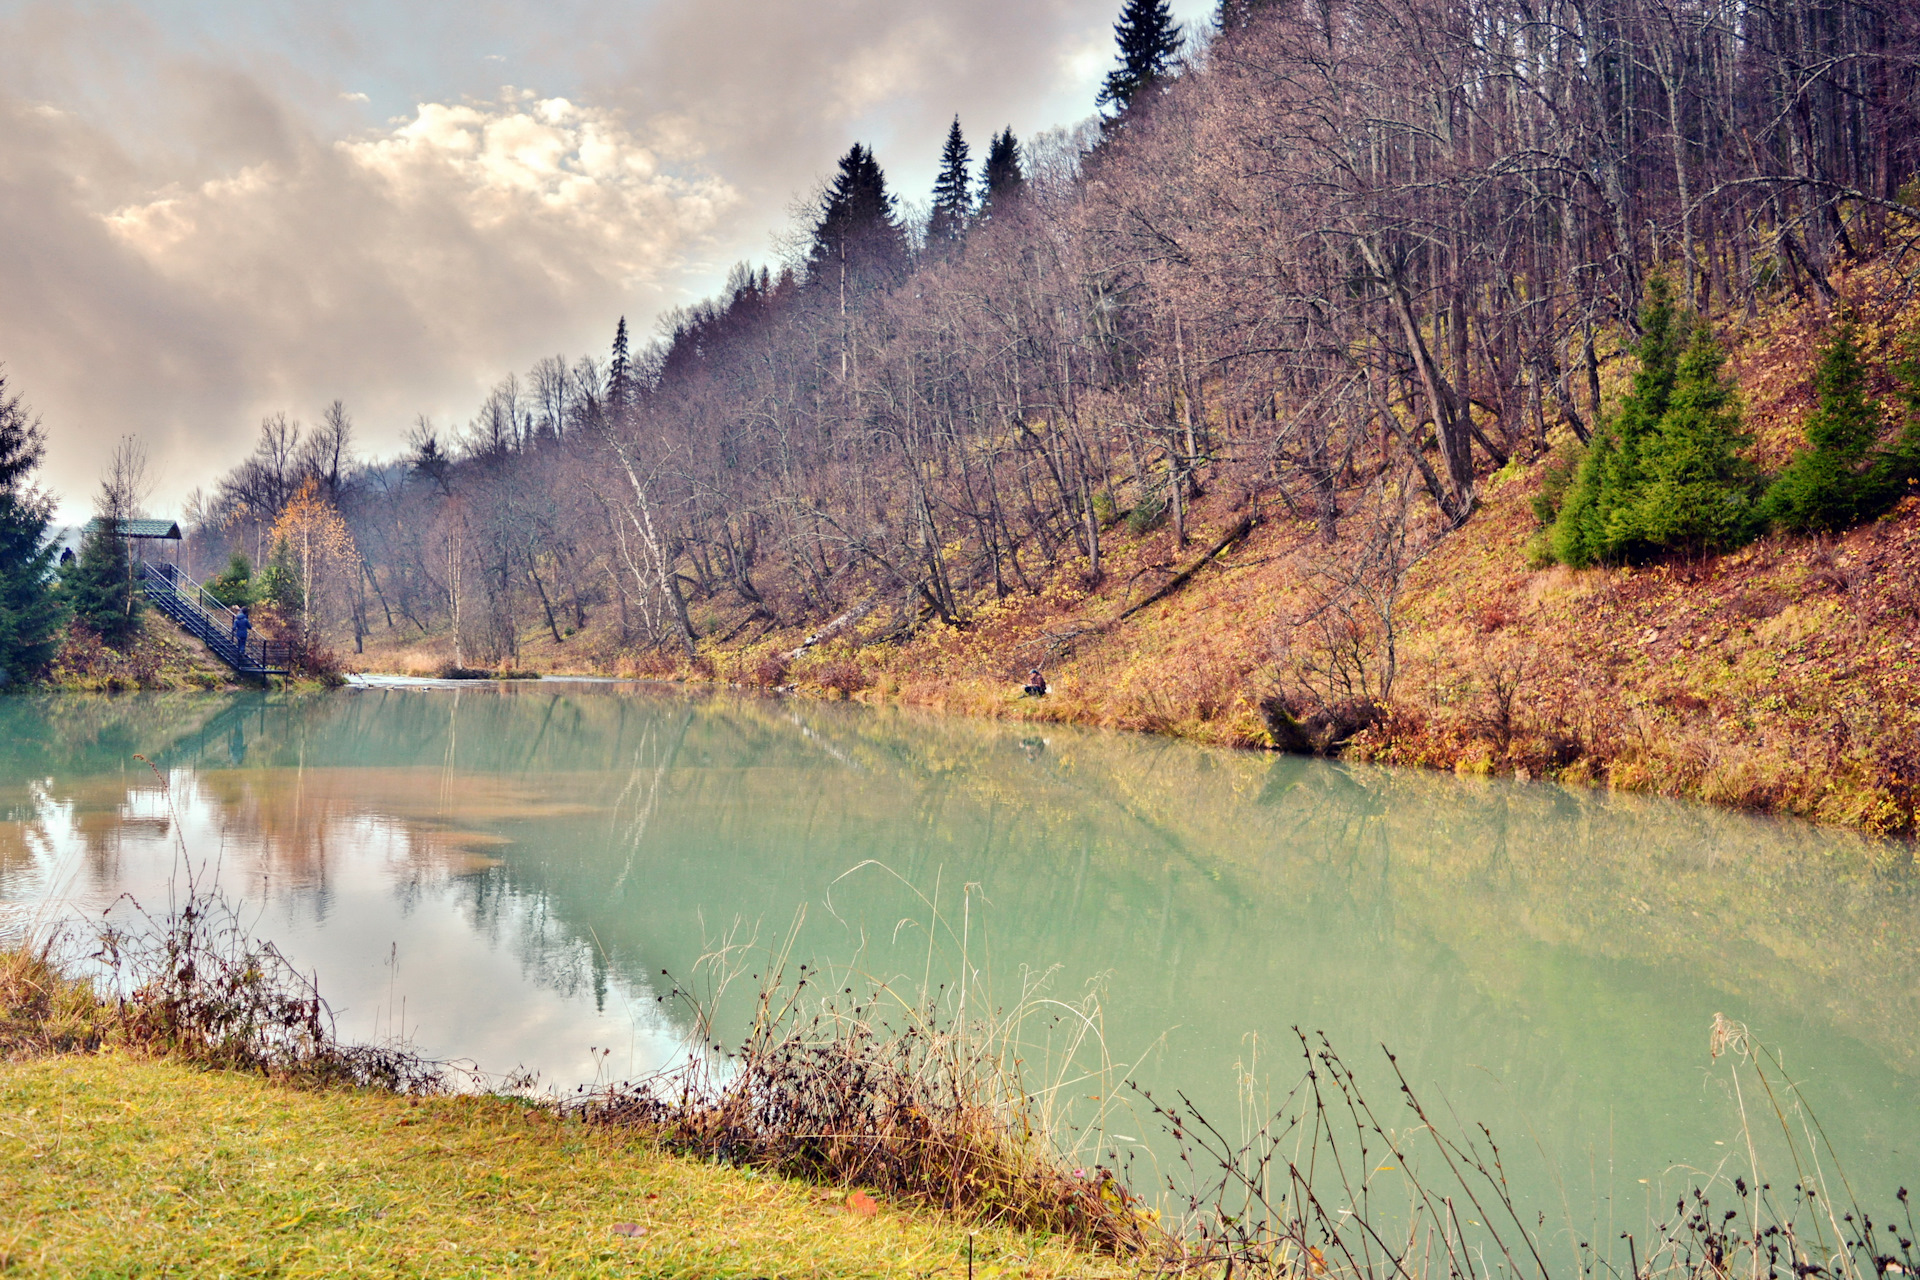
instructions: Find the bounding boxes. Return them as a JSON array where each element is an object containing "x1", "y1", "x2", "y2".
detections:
[{"x1": 232, "y1": 606, "x2": 251, "y2": 659}]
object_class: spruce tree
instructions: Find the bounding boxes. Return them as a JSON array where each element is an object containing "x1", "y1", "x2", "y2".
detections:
[
  {"x1": 1764, "y1": 323, "x2": 1884, "y2": 533},
  {"x1": 1623, "y1": 326, "x2": 1761, "y2": 557},
  {"x1": 1097, "y1": 0, "x2": 1183, "y2": 115},
  {"x1": 810, "y1": 143, "x2": 909, "y2": 287},
  {"x1": 0, "y1": 371, "x2": 66, "y2": 682},
  {"x1": 927, "y1": 117, "x2": 973, "y2": 249},
  {"x1": 207, "y1": 551, "x2": 255, "y2": 607},
  {"x1": 1548, "y1": 276, "x2": 1687, "y2": 565},
  {"x1": 608, "y1": 317, "x2": 632, "y2": 410},
  {"x1": 1865, "y1": 342, "x2": 1920, "y2": 509},
  {"x1": 979, "y1": 127, "x2": 1025, "y2": 217},
  {"x1": 62, "y1": 519, "x2": 142, "y2": 648}
]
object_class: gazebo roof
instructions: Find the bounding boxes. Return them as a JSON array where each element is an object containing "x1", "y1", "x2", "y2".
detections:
[{"x1": 86, "y1": 517, "x2": 182, "y2": 540}]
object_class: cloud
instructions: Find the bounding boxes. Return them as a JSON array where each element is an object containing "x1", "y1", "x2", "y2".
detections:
[
  {"x1": 0, "y1": 0, "x2": 1216, "y2": 518},
  {"x1": 0, "y1": 81, "x2": 733, "y2": 515}
]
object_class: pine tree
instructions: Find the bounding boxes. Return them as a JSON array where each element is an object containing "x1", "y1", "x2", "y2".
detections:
[
  {"x1": 1623, "y1": 326, "x2": 1761, "y2": 557},
  {"x1": 1764, "y1": 323, "x2": 1885, "y2": 533},
  {"x1": 259, "y1": 534, "x2": 304, "y2": 617},
  {"x1": 1548, "y1": 276, "x2": 1687, "y2": 565},
  {"x1": 1098, "y1": 0, "x2": 1183, "y2": 115},
  {"x1": 207, "y1": 551, "x2": 255, "y2": 607},
  {"x1": 1865, "y1": 342, "x2": 1920, "y2": 509},
  {"x1": 0, "y1": 371, "x2": 66, "y2": 682},
  {"x1": 927, "y1": 117, "x2": 973, "y2": 249},
  {"x1": 61, "y1": 520, "x2": 142, "y2": 648},
  {"x1": 810, "y1": 143, "x2": 908, "y2": 287},
  {"x1": 608, "y1": 317, "x2": 632, "y2": 411},
  {"x1": 978, "y1": 128, "x2": 1025, "y2": 218}
]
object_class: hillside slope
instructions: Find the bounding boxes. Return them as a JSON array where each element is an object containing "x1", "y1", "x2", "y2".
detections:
[{"x1": 352, "y1": 279, "x2": 1920, "y2": 840}]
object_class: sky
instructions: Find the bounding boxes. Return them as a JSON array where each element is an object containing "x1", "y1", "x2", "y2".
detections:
[{"x1": 0, "y1": 0, "x2": 1212, "y2": 522}]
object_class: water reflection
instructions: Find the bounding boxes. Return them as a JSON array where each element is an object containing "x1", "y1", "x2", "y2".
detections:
[{"x1": 1, "y1": 684, "x2": 1915, "y2": 1213}]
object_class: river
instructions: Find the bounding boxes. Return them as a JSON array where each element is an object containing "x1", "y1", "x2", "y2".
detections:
[{"x1": 2, "y1": 681, "x2": 1914, "y2": 1243}]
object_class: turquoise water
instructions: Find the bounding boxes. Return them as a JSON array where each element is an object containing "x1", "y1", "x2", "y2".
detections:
[{"x1": 3, "y1": 682, "x2": 1914, "y2": 1235}]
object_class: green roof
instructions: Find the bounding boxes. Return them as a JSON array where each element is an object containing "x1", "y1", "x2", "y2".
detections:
[{"x1": 86, "y1": 517, "x2": 182, "y2": 539}]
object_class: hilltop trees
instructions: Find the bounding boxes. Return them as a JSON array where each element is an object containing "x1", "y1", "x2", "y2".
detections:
[
  {"x1": 1098, "y1": 0, "x2": 1182, "y2": 114},
  {"x1": 0, "y1": 369, "x2": 65, "y2": 682},
  {"x1": 175, "y1": 0, "x2": 1920, "y2": 669},
  {"x1": 811, "y1": 144, "x2": 907, "y2": 290},
  {"x1": 926, "y1": 118, "x2": 973, "y2": 249},
  {"x1": 978, "y1": 128, "x2": 1023, "y2": 216}
]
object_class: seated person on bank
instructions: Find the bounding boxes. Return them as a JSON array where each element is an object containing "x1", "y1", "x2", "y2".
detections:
[{"x1": 1023, "y1": 667, "x2": 1047, "y2": 696}]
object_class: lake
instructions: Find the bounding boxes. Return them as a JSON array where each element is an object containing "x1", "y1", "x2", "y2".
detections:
[{"x1": 3, "y1": 682, "x2": 1915, "y2": 1238}]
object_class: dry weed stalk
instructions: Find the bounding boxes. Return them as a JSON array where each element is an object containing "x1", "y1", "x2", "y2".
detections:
[{"x1": 570, "y1": 869, "x2": 1157, "y2": 1253}]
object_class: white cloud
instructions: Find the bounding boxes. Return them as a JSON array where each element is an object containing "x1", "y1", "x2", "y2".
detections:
[{"x1": 1, "y1": 86, "x2": 734, "y2": 514}]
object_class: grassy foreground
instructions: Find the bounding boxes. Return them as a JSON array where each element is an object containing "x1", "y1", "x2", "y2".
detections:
[{"x1": 0, "y1": 1052, "x2": 1118, "y2": 1278}]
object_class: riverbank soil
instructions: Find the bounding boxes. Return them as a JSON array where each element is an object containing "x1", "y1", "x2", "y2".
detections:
[
  {"x1": 0, "y1": 1051, "x2": 1119, "y2": 1277},
  {"x1": 346, "y1": 273, "x2": 1920, "y2": 838}
]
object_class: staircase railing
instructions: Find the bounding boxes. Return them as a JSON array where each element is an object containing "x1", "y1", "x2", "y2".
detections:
[{"x1": 137, "y1": 563, "x2": 293, "y2": 673}]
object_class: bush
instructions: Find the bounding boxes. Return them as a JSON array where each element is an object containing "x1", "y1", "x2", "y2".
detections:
[
  {"x1": 205, "y1": 552, "x2": 255, "y2": 607},
  {"x1": 1125, "y1": 491, "x2": 1166, "y2": 535}
]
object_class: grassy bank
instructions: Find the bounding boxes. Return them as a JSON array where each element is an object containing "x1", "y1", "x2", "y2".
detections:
[
  {"x1": 0, "y1": 1053, "x2": 1112, "y2": 1277},
  {"x1": 0, "y1": 938, "x2": 1117, "y2": 1277},
  {"x1": 39, "y1": 613, "x2": 244, "y2": 693}
]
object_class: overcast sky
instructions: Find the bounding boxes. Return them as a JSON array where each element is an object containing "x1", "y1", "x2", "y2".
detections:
[{"x1": 0, "y1": 0, "x2": 1210, "y2": 521}]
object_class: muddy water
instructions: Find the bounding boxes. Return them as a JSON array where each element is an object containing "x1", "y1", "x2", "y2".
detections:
[{"x1": 3, "y1": 683, "x2": 1915, "y2": 1228}]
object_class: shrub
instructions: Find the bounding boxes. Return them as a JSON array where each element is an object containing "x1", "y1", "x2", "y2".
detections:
[
  {"x1": 749, "y1": 650, "x2": 790, "y2": 688},
  {"x1": 1125, "y1": 491, "x2": 1166, "y2": 535},
  {"x1": 817, "y1": 656, "x2": 869, "y2": 698}
]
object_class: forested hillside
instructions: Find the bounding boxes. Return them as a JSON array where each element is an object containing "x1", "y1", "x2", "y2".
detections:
[{"x1": 178, "y1": 0, "x2": 1920, "y2": 834}]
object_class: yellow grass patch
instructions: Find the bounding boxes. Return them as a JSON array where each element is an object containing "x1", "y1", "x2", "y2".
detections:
[{"x1": 0, "y1": 1052, "x2": 1122, "y2": 1277}]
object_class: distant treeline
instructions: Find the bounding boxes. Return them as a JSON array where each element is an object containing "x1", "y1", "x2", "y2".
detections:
[{"x1": 179, "y1": 0, "x2": 1920, "y2": 667}]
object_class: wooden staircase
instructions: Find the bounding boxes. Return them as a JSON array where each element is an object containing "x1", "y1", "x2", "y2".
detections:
[{"x1": 137, "y1": 563, "x2": 291, "y2": 678}]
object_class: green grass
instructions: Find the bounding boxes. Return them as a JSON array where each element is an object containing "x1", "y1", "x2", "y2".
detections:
[{"x1": 0, "y1": 1053, "x2": 1121, "y2": 1278}]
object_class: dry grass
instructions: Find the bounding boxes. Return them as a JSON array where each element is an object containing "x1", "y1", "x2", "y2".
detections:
[
  {"x1": 0, "y1": 943, "x2": 113, "y2": 1061},
  {"x1": 42, "y1": 615, "x2": 237, "y2": 693},
  {"x1": 573, "y1": 918, "x2": 1154, "y2": 1257}
]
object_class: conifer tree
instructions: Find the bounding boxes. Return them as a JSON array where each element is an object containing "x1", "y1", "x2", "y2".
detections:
[
  {"x1": 1764, "y1": 323, "x2": 1884, "y2": 533},
  {"x1": 207, "y1": 551, "x2": 255, "y2": 607},
  {"x1": 61, "y1": 520, "x2": 142, "y2": 648},
  {"x1": 608, "y1": 317, "x2": 632, "y2": 411},
  {"x1": 926, "y1": 117, "x2": 973, "y2": 249},
  {"x1": 1098, "y1": 0, "x2": 1183, "y2": 115},
  {"x1": 810, "y1": 143, "x2": 908, "y2": 287},
  {"x1": 1866, "y1": 343, "x2": 1920, "y2": 509},
  {"x1": 979, "y1": 128, "x2": 1025, "y2": 218},
  {"x1": 0, "y1": 371, "x2": 66, "y2": 682},
  {"x1": 1623, "y1": 326, "x2": 1761, "y2": 557},
  {"x1": 1548, "y1": 276, "x2": 1687, "y2": 566}
]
